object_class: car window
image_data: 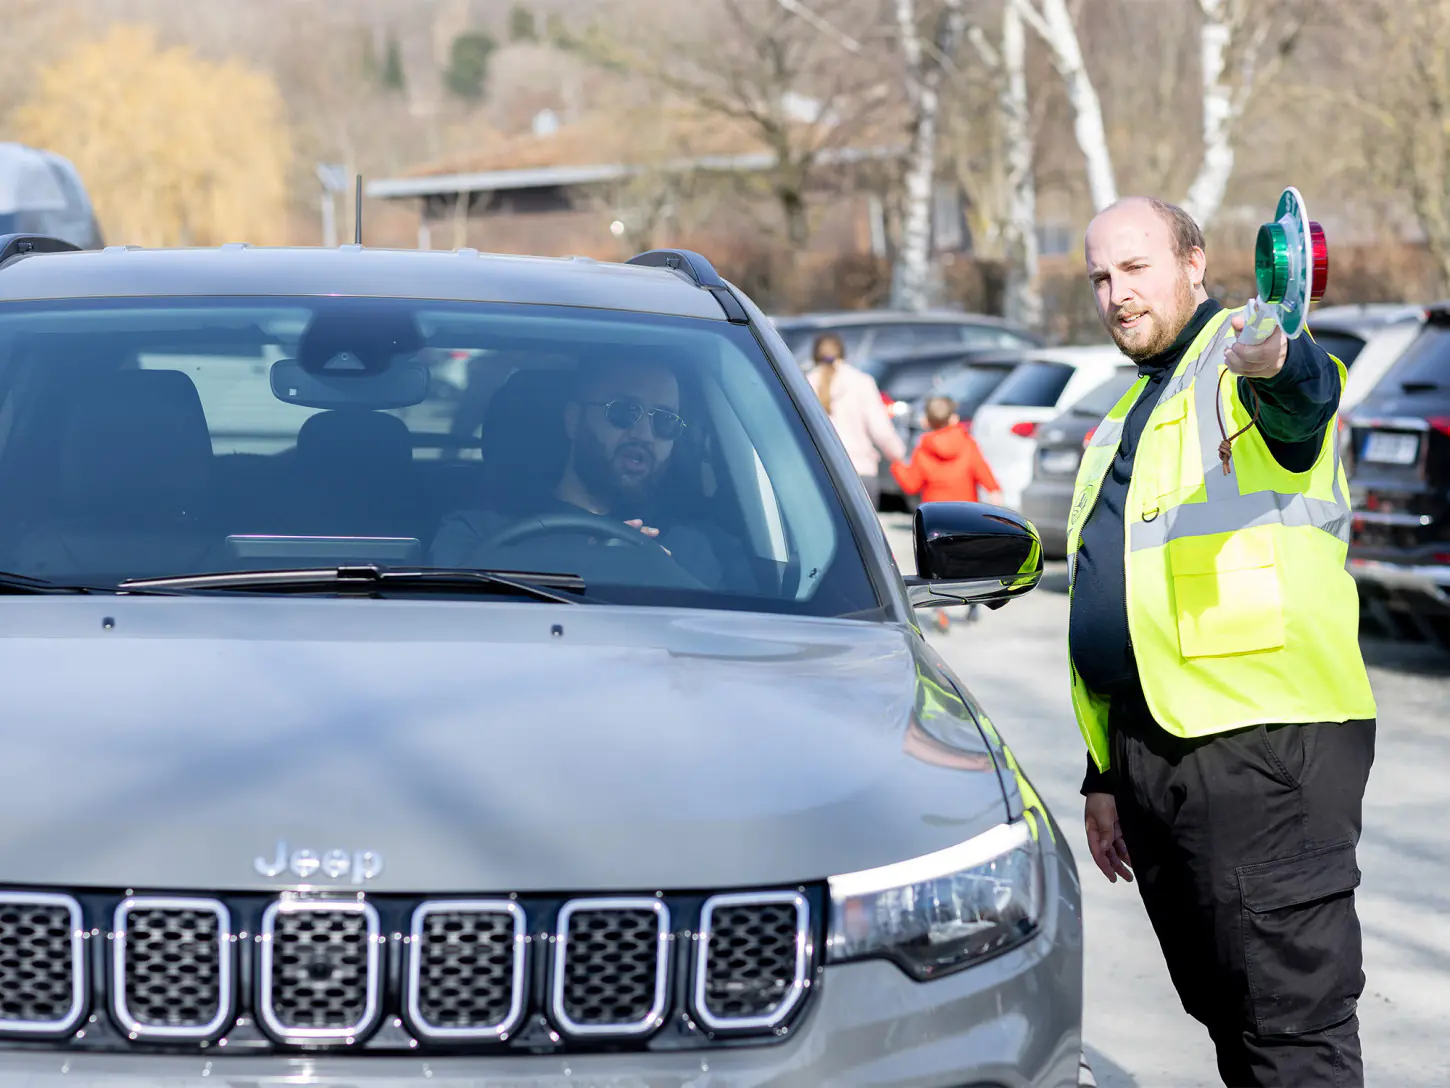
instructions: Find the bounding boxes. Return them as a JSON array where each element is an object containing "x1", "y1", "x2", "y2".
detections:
[
  {"x1": 984, "y1": 360, "x2": 1075, "y2": 408},
  {"x1": 1307, "y1": 331, "x2": 1366, "y2": 366},
  {"x1": 0, "y1": 297, "x2": 879, "y2": 617},
  {"x1": 1382, "y1": 323, "x2": 1450, "y2": 390},
  {"x1": 868, "y1": 324, "x2": 963, "y2": 353},
  {"x1": 879, "y1": 360, "x2": 955, "y2": 403},
  {"x1": 1069, "y1": 367, "x2": 1139, "y2": 417},
  {"x1": 930, "y1": 365, "x2": 1014, "y2": 416}
]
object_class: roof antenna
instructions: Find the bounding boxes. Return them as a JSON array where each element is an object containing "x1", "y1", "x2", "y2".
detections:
[{"x1": 354, "y1": 174, "x2": 363, "y2": 245}]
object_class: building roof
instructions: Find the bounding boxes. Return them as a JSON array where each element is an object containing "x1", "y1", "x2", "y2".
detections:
[
  {"x1": 366, "y1": 109, "x2": 902, "y2": 201},
  {"x1": 0, "y1": 244, "x2": 728, "y2": 320}
]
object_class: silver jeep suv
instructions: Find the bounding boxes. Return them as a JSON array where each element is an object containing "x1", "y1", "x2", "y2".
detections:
[{"x1": 0, "y1": 235, "x2": 1082, "y2": 1085}]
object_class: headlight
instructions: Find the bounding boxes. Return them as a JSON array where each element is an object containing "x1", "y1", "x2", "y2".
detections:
[{"x1": 826, "y1": 820, "x2": 1042, "y2": 980}]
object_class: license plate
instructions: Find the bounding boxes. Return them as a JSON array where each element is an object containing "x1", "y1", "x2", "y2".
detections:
[
  {"x1": 1362, "y1": 431, "x2": 1420, "y2": 465},
  {"x1": 1039, "y1": 449, "x2": 1081, "y2": 475}
]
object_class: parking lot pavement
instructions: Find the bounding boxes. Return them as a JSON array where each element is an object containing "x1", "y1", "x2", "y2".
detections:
[{"x1": 879, "y1": 513, "x2": 1450, "y2": 1088}]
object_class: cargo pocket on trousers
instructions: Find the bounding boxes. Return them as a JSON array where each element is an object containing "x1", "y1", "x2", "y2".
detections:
[
  {"x1": 1168, "y1": 527, "x2": 1286, "y2": 658},
  {"x1": 1238, "y1": 840, "x2": 1362, "y2": 1036}
]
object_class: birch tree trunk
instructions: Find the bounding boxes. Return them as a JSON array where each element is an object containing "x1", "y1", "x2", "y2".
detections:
[
  {"x1": 892, "y1": 0, "x2": 965, "y2": 311},
  {"x1": 1182, "y1": 0, "x2": 1233, "y2": 227},
  {"x1": 1182, "y1": 0, "x2": 1307, "y2": 230},
  {"x1": 1000, "y1": 0, "x2": 1041, "y2": 330},
  {"x1": 1016, "y1": 0, "x2": 1116, "y2": 211}
]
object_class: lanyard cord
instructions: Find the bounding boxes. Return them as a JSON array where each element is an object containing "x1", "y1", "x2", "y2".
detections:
[{"x1": 1216, "y1": 366, "x2": 1262, "y2": 475}]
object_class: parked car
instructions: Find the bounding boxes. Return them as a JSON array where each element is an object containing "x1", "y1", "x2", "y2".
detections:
[
  {"x1": 972, "y1": 345, "x2": 1130, "y2": 511},
  {"x1": 0, "y1": 143, "x2": 103, "y2": 249},
  {"x1": 1020, "y1": 365, "x2": 1141, "y2": 559},
  {"x1": 770, "y1": 308, "x2": 1041, "y2": 370},
  {"x1": 0, "y1": 234, "x2": 1084, "y2": 1084},
  {"x1": 1345, "y1": 301, "x2": 1450, "y2": 649}
]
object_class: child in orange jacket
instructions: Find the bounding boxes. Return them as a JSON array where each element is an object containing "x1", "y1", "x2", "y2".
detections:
[
  {"x1": 890, "y1": 396, "x2": 1002, "y2": 633},
  {"x1": 890, "y1": 395, "x2": 1002, "y2": 504}
]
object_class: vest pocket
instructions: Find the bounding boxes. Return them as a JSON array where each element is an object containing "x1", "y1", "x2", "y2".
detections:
[{"x1": 1167, "y1": 529, "x2": 1286, "y2": 658}]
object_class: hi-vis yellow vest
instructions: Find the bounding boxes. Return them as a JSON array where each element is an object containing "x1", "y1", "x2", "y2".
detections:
[{"x1": 1067, "y1": 308, "x2": 1376, "y2": 772}]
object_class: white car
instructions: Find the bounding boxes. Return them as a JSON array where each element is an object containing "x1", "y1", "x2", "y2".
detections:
[{"x1": 972, "y1": 345, "x2": 1129, "y2": 510}]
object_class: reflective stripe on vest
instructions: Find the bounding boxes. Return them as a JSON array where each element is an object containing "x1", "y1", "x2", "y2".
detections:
[{"x1": 1066, "y1": 307, "x2": 1376, "y2": 771}]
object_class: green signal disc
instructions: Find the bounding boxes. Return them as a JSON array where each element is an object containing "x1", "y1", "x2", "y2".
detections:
[{"x1": 1255, "y1": 222, "x2": 1290, "y2": 304}]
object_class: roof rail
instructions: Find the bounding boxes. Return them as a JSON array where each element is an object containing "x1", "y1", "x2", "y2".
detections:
[
  {"x1": 627, "y1": 248, "x2": 749, "y2": 325},
  {"x1": 0, "y1": 234, "x2": 82, "y2": 266}
]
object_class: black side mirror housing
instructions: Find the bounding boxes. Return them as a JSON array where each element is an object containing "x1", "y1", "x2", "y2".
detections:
[{"x1": 904, "y1": 502, "x2": 1043, "y2": 610}]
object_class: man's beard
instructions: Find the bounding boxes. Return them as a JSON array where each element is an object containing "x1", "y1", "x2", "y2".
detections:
[
  {"x1": 1109, "y1": 270, "x2": 1196, "y2": 361},
  {"x1": 573, "y1": 426, "x2": 663, "y2": 512}
]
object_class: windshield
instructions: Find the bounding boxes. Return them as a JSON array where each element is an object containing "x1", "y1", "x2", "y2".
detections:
[{"x1": 0, "y1": 296, "x2": 879, "y2": 616}]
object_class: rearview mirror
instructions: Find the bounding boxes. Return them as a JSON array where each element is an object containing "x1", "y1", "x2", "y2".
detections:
[
  {"x1": 904, "y1": 502, "x2": 1042, "y2": 610},
  {"x1": 270, "y1": 357, "x2": 430, "y2": 410}
]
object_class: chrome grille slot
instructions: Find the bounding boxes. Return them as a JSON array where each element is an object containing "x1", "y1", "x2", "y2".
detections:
[
  {"x1": 0, "y1": 892, "x2": 84, "y2": 1034},
  {"x1": 114, "y1": 897, "x2": 231, "y2": 1038},
  {"x1": 552, "y1": 898, "x2": 669, "y2": 1036},
  {"x1": 260, "y1": 900, "x2": 380, "y2": 1042},
  {"x1": 408, "y1": 901, "x2": 525, "y2": 1039},
  {"x1": 695, "y1": 892, "x2": 810, "y2": 1030}
]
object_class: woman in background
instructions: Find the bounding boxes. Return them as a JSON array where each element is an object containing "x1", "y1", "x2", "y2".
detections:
[{"x1": 806, "y1": 333, "x2": 905, "y2": 508}]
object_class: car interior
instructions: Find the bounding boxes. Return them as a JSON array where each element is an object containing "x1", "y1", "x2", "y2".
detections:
[{"x1": 0, "y1": 303, "x2": 866, "y2": 610}]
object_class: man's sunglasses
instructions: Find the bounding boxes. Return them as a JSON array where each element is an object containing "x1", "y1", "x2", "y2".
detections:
[{"x1": 587, "y1": 399, "x2": 687, "y2": 440}]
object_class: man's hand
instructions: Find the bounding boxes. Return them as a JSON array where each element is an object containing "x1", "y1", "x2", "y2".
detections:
[
  {"x1": 624, "y1": 519, "x2": 672, "y2": 556},
  {"x1": 1085, "y1": 792, "x2": 1134, "y2": 883},
  {"x1": 1226, "y1": 312, "x2": 1288, "y2": 379}
]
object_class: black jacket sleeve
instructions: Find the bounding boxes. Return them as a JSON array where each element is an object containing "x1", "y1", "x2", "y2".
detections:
[
  {"x1": 1237, "y1": 333, "x2": 1341, "y2": 473},
  {"x1": 1081, "y1": 752, "x2": 1117, "y2": 796}
]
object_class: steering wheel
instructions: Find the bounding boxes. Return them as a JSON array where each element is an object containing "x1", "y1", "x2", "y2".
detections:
[{"x1": 482, "y1": 511, "x2": 660, "y2": 550}]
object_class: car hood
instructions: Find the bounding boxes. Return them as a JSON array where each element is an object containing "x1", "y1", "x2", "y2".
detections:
[{"x1": 0, "y1": 597, "x2": 1006, "y2": 893}]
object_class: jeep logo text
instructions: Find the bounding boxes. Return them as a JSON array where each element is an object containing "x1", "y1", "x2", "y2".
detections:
[{"x1": 254, "y1": 840, "x2": 384, "y2": 885}]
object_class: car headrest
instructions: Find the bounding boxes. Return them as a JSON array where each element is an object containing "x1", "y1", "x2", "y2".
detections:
[
  {"x1": 57, "y1": 369, "x2": 213, "y2": 522},
  {"x1": 296, "y1": 409, "x2": 413, "y2": 470},
  {"x1": 479, "y1": 368, "x2": 572, "y2": 491}
]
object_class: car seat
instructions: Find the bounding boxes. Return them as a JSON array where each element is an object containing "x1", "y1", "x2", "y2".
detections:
[
  {"x1": 477, "y1": 368, "x2": 572, "y2": 512},
  {"x1": 11, "y1": 369, "x2": 220, "y2": 581},
  {"x1": 291, "y1": 409, "x2": 421, "y2": 538}
]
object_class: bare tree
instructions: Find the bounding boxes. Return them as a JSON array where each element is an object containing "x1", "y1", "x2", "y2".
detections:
[
  {"x1": 1014, "y1": 0, "x2": 1116, "y2": 211},
  {"x1": 1334, "y1": 0, "x2": 1450, "y2": 294},
  {"x1": 1181, "y1": 0, "x2": 1307, "y2": 229},
  {"x1": 893, "y1": 0, "x2": 968, "y2": 310},
  {"x1": 997, "y1": 0, "x2": 1041, "y2": 328},
  {"x1": 560, "y1": 0, "x2": 890, "y2": 251}
]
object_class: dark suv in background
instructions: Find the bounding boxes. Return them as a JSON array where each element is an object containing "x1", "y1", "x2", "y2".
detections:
[
  {"x1": 770, "y1": 309, "x2": 1041, "y2": 370},
  {"x1": 1346, "y1": 303, "x2": 1450, "y2": 648}
]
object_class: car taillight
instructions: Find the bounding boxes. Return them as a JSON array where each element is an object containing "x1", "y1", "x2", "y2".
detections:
[
  {"x1": 881, "y1": 391, "x2": 894, "y2": 406},
  {"x1": 1010, "y1": 421, "x2": 1039, "y2": 438},
  {"x1": 1428, "y1": 416, "x2": 1450, "y2": 438},
  {"x1": 1434, "y1": 552, "x2": 1450, "y2": 565},
  {"x1": 1083, "y1": 426, "x2": 1096, "y2": 448}
]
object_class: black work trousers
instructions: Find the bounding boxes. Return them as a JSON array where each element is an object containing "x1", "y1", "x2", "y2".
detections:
[{"x1": 1110, "y1": 685, "x2": 1376, "y2": 1087}]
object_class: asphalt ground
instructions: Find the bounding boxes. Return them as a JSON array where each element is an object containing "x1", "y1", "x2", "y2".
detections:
[{"x1": 879, "y1": 512, "x2": 1450, "y2": 1088}]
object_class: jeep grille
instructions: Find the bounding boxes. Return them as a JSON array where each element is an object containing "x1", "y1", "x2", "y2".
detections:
[
  {"x1": 0, "y1": 887, "x2": 818, "y2": 1053},
  {"x1": 114, "y1": 897, "x2": 231, "y2": 1037},
  {"x1": 0, "y1": 893, "x2": 83, "y2": 1033}
]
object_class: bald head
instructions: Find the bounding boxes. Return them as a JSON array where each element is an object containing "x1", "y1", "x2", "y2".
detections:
[{"x1": 1085, "y1": 197, "x2": 1209, "y2": 361}]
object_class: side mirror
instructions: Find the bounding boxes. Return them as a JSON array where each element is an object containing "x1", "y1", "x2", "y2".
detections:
[{"x1": 904, "y1": 502, "x2": 1043, "y2": 610}]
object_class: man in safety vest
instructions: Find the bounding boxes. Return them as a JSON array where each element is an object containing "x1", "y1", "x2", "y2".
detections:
[{"x1": 1071, "y1": 196, "x2": 1376, "y2": 1087}]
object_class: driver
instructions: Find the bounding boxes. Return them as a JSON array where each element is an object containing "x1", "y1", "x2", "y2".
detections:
[{"x1": 430, "y1": 358, "x2": 742, "y2": 589}]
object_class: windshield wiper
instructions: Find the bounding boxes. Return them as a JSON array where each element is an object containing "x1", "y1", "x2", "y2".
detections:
[
  {"x1": 0, "y1": 570, "x2": 97, "y2": 595},
  {"x1": 118, "y1": 566, "x2": 589, "y2": 604}
]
